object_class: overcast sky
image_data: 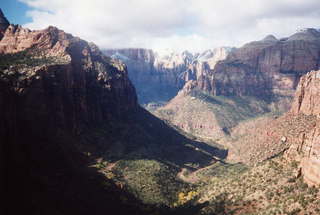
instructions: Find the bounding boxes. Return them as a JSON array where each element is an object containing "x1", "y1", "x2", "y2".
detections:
[{"x1": 17, "y1": 0, "x2": 320, "y2": 52}]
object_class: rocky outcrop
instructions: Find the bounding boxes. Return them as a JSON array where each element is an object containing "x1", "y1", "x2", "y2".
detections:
[
  {"x1": 291, "y1": 71, "x2": 320, "y2": 116},
  {"x1": 104, "y1": 48, "x2": 232, "y2": 105},
  {"x1": 285, "y1": 70, "x2": 320, "y2": 185},
  {"x1": 0, "y1": 8, "x2": 9, "y2": 39}
]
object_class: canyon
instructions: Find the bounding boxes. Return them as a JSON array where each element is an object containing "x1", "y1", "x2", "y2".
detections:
[
  {"x1": 0, "y1": 11, "x2": 222, "y2": 215},
  {"x1": 2, "y1": 7, "x2": 320, "y2": 215},
  {"x1": 104, "y1": 28, "x2": 320, "y2": 189}
]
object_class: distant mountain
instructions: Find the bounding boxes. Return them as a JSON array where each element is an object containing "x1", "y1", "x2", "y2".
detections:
[{"x1": 103, "y1": 47, "x2": 233, "y2": 106}]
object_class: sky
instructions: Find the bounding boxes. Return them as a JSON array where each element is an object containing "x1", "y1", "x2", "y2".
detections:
[{"x1": 2, "y1": 0, "x2": 320, "y2": 52}]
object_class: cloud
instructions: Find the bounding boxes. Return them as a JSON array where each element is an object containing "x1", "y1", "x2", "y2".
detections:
[{"x1": 20, "y1": 0, "x2": 320, "y2": 52}]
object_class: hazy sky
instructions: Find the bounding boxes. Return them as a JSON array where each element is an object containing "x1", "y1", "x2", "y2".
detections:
[{"x1": 3, "y1": 0, "x2": 320, "y2": 52}]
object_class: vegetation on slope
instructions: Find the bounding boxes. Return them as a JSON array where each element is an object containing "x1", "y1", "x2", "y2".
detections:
[
  {"x1": 0, "y1": 49, "x2": 66, "y2": 70},
  {"x1": 175, "y1": 156, "x2": 320, "y2": 215},
  {"x1": 156, "y1": 90, "x2": 277, "y2": 140}
]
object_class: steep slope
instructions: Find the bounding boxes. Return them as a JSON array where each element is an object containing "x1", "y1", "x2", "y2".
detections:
[
  {"x1": 0, "y1": 19, "x2": 224, "y2": 214},
  {"x1": 285, "y1": 70, "x2": 320, "y2": 185},
  {"x1": 156, "y1": 85, "x2": 270, "y2": 140}
]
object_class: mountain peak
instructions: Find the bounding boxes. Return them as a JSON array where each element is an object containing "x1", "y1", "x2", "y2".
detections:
[
  {"x1": 0, "y1": 8, "x2": 10, "y2": 32},
  {"x1": 0, "y1": 8, "x2": 5, "y2": 17},
  {"x1": 262, "y1": 34, "x2": 278, "y2": 42}
]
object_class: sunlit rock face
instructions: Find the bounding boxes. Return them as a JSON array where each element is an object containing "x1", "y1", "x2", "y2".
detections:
[
  {"x1": 285, "y1": 70, "x2": 320, "y2": 186},
  {"x1": 210, "y1": 30, "x2": 320, "y2": 106}
]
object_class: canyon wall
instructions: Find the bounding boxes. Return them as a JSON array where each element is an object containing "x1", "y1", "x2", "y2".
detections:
[
  {"x1": 285, "y1": 70, "x2": 320, "y2": 185},
  {"x1": 104, "y1": 48, "x2": 232, "y2": 105},
  {"x1": 0, "y1": 19, "x2": 140, "y2": 214},
  {"x1": 212, "y1": 30, "x2": 320, "y2": 103}
]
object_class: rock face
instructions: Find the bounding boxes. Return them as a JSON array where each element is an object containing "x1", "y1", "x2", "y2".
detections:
[
  {"x1": 0, "y1": 23, "x2": 139, "y2": 214},
  {"x1": 198, "y1": 30, "x2": 320, "y2": 108},
  {"x1": 0, "y1": 24, "x2": 137, "y2": 134},
  {"x1": 291, "y1": 71, "x2": 320, "y2": 116},
  {"x1": 104, "y1": 48, "x2": 182, "y2": 105},
  {"x1": 0, "y1": 9, "x2": 9, "y2": 38},
  {"x1": 285, "y1": 70, "x2": 320, "y2": 185},
  {"x1": 104, "y1": 47, "x2": 232, "y2": 105}
]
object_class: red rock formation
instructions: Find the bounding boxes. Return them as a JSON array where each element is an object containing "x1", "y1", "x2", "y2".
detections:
[
  {"x1": 285, "y1": 70, "x2": 320, "y2": 185},
  {"x1": 204, "y1": 31, "x2": 320, "y2": 109},
  {"x1": 0, "y1": 24, "x2": 137, "y2": 135},
  {"x1": 291, "y1": 71, "x2": 320, "y2": 116}
]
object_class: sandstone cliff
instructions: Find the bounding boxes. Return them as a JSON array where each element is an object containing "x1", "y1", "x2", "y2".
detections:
[
  {"x1": 285, "y1": 70, "x2": 320, "y2": 185},
  {"x1": 211, "y1": 29, "x2": 320, "y2": 106}
]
